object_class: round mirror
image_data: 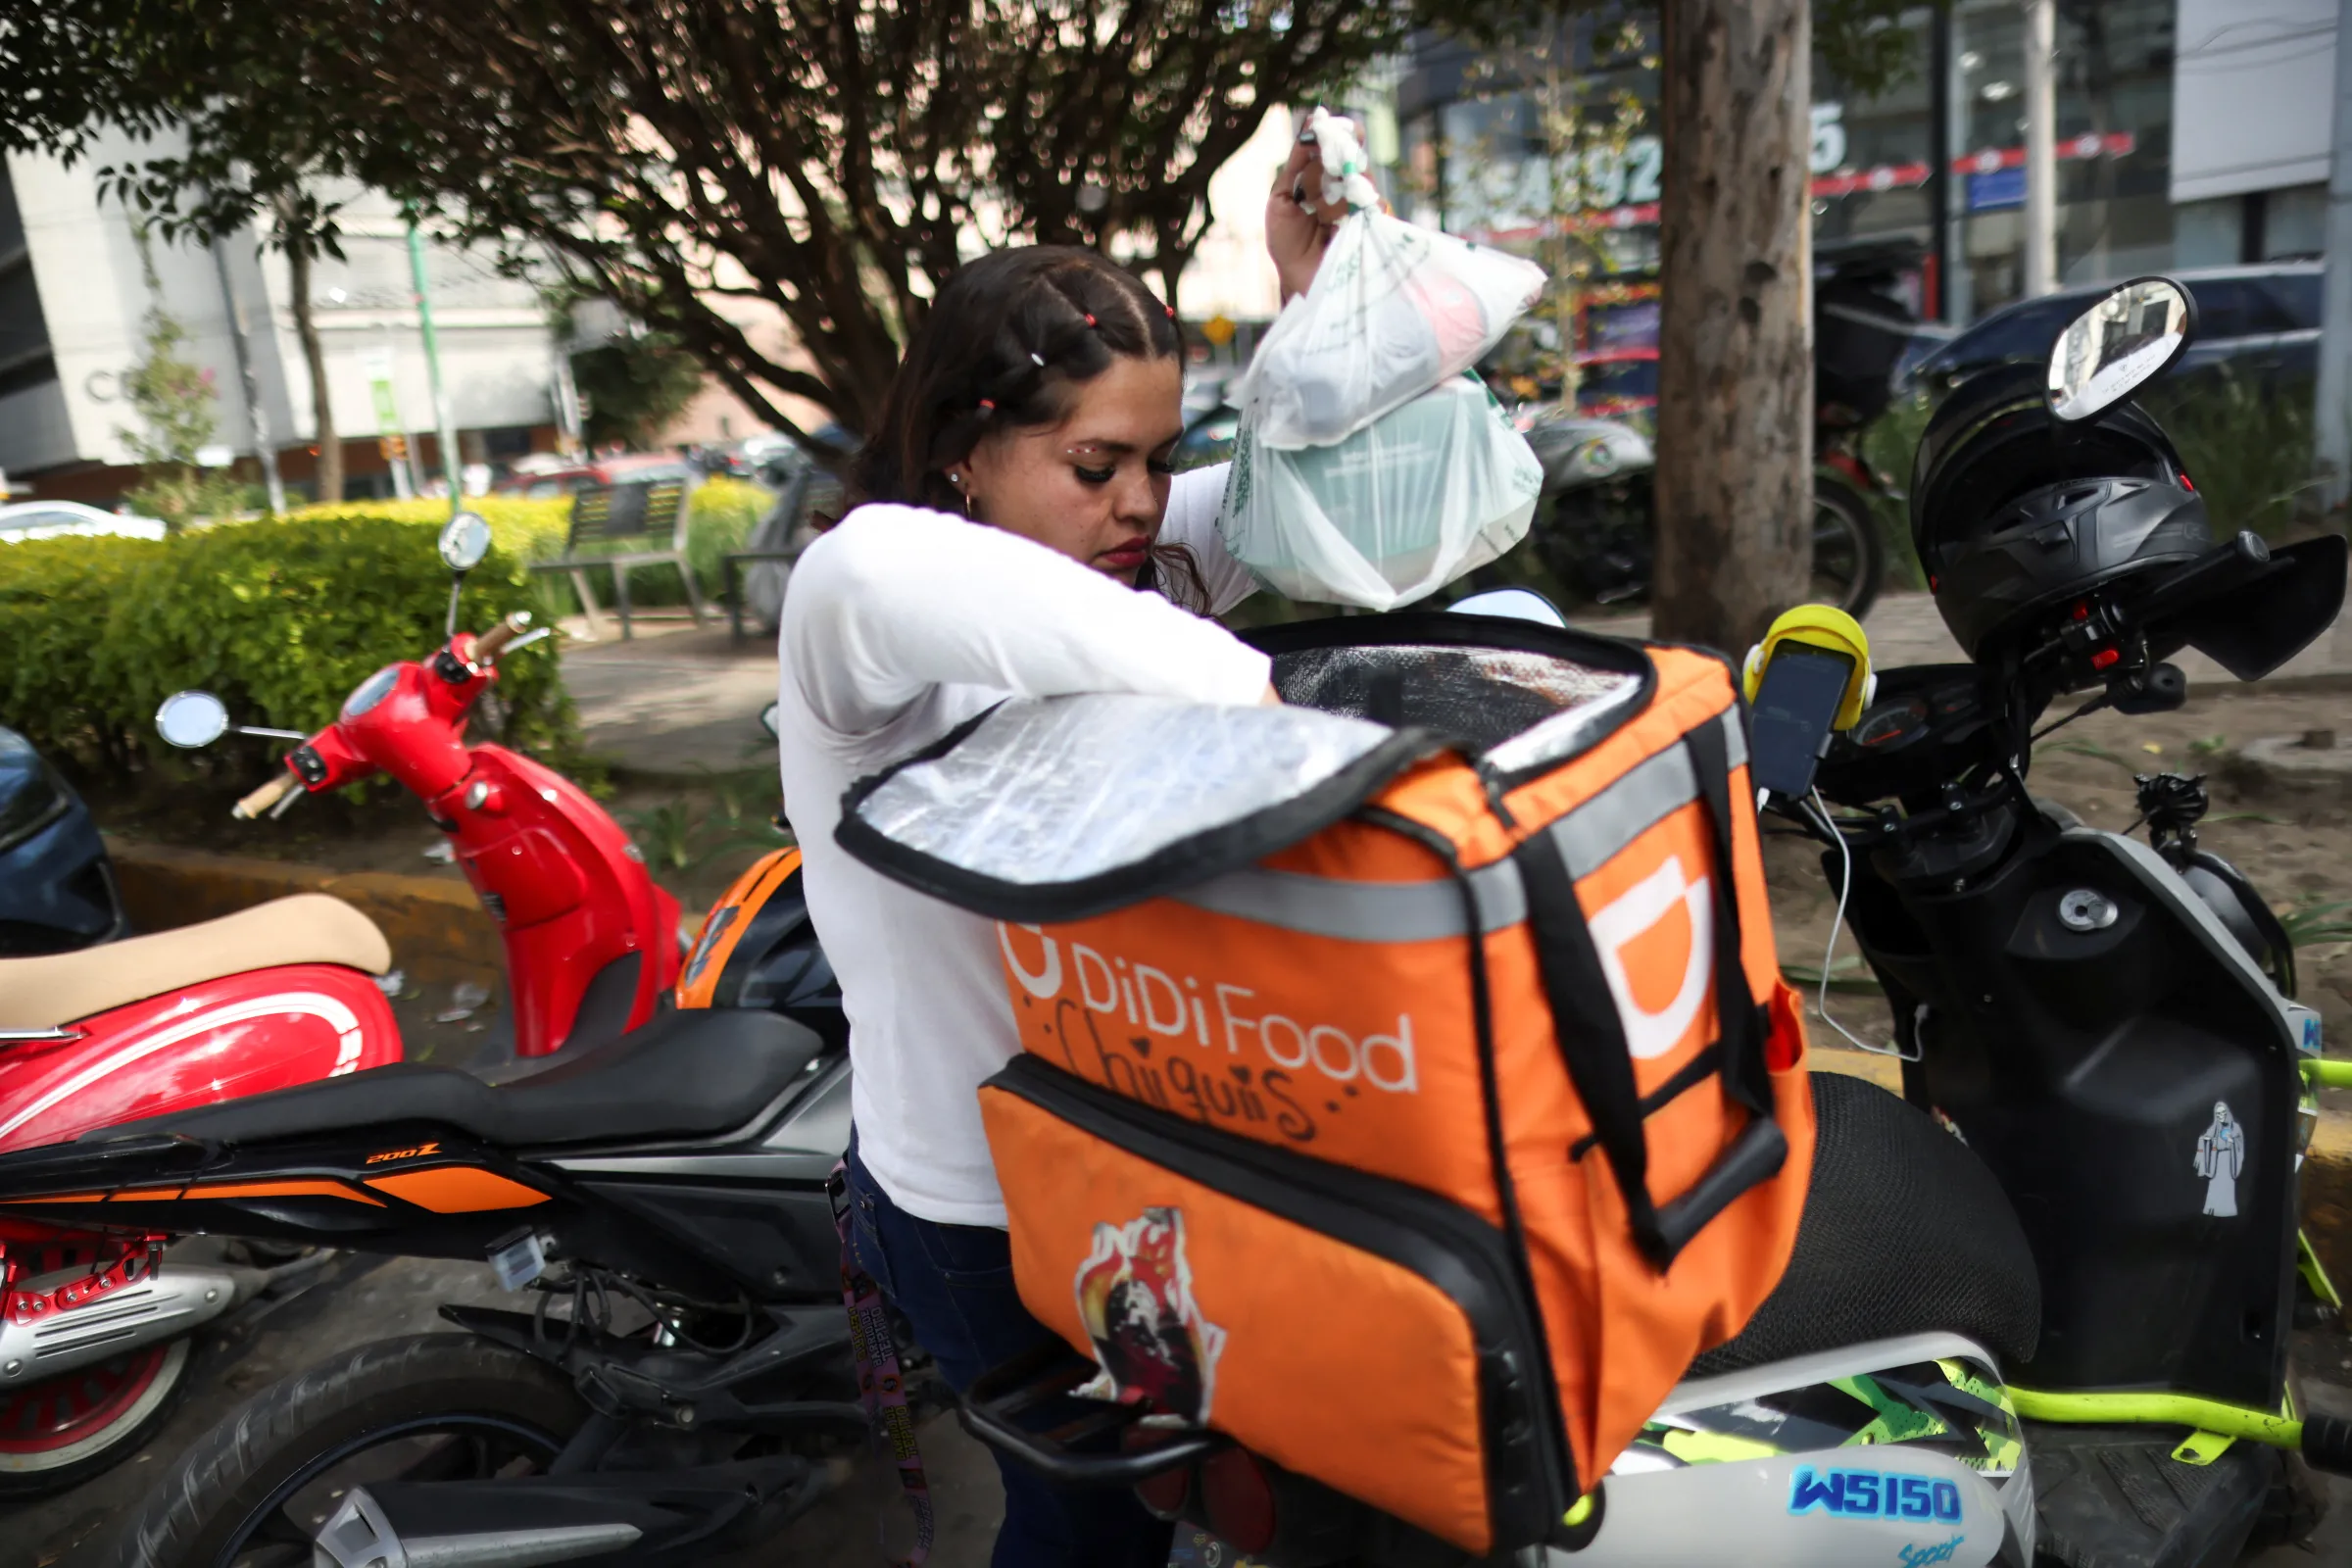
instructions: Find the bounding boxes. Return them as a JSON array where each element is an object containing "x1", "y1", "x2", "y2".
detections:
[
  {"x1": 437, "y1": 511, "x2": 493, "y2": 573},
  {"x1": 759, "y1": 702, "x2": 781, "y2": 738},
  {"x1": 155, "y1": 690, "x2": 230, "y2": 749},
  {"x1": 1447, "y1": 587, "x2": 1569, "y2": 628},
  {"x1": 2047, "y1": 277, "x2": 2194, "y2": 422}
]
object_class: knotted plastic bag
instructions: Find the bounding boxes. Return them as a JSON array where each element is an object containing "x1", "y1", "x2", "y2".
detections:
[
  {"x1": 1218, "y1": 376, "x2": 1543, "y2": 611},
  {"x1": 1233, "y1": 112, "x2": 1546, "y2": 451}
]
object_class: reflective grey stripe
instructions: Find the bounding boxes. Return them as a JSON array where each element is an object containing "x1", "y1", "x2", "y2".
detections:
[
  {"x1": 1172, "y1": 859, "x2": 1526, "y2": 943},
  {"x1": 1166, "y1": 707, "x2": 1741, "y2": 940},
  {"x1": 1548, "y1": 706, "x2": 1743, "y2": 880}
]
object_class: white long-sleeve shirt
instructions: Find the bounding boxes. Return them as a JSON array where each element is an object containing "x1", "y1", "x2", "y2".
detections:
[{"x1": 776, "y1": 467, "x2": 1267, "y2": 1226}]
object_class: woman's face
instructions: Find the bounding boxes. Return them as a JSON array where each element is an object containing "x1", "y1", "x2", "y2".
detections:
[{"x1": 950, "y1": 355, "x2": 1184, "y2": 584}]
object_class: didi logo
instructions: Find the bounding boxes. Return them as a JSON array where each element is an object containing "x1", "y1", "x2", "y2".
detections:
[{"x1": 1588, "y1": 856, "x2": 1714, "y2": 1060}]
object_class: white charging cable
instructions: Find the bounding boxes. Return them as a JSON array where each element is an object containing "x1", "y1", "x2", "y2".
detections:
[{"x1": 1805, "y1": 787, "x2": 1914, "y2": 1058}]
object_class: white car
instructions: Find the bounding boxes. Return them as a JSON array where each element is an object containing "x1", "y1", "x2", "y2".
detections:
[{"x1": 0, "y1": 500, "x2": 168, "y2": 543}]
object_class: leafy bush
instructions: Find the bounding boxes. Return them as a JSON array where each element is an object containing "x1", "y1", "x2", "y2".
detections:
[
  {"x1": 1860, "y1": 390, "x2": 1935, "y2": 589},
  {"x1": 285, "y1": 494, "x2": 574, "y2": 563},
  {"x1": 2145, "y1": 369, "x2": 2319, "y2": 541},
  {"x1": 0, "y1": 514, "x2": 581, "y2": 783},
  {"x1": 682, "y1": 477, "x2": 769, "y2": 584},
  {"x1": 0, "y1": 536, "x2": 160, "y2": 767},
  {"x1": 282, "y1": 481, "x2": 769, "y2": 616}
]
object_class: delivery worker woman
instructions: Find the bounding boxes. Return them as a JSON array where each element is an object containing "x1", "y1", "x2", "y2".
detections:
[{"x1": 774, "y1": 130, "x2": 1345, "y2": 1565}]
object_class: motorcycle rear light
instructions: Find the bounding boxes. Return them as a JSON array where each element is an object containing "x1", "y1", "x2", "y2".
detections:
[
  {"x1": 1132, "y1": 1459, "x2": 1192, "y2": 1519},
  {"x1": 1119, "y1": 1427, "x2": 1193, "y2": 1519},
  {"x1": 1198, "y1": 1448, "x2": 1277, "y2": 1553}
]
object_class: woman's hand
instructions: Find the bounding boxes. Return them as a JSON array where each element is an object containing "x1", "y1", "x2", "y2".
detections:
[{"x1": 1267, "y1": 113, "x2": 1359, "y2": 306}]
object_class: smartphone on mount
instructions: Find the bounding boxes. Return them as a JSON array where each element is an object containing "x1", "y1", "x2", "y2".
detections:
[{"x1": 1748, "y1": 642, "x2": 1859, "y2": 802}]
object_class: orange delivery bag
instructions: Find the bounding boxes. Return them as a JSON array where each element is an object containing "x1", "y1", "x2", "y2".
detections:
[{"x1": 836, "y1": 611, "x2": 1814, "y2": 1555}]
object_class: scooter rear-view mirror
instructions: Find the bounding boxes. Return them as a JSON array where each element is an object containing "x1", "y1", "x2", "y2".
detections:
[
  {"x1": 155, "y1": 690, "x2": 312, "y2": 751},
  {"x1": 438, "y1": 511, "x2": 493, "y2": 638},
  {"x1": 155, "y1": 690, "x2": 230, "y2": 750},
  {"x1": 2046, "y1": 276, "x2": 2194, "y2": 422}
]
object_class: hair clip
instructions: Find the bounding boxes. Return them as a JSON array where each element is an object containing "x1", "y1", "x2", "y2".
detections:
[
  {"x1": 978, "y1": 399, "x2": 997, "y2": 412},
  {"x1": 1083, "y1": 313, "x2": 1098, "y2": 327},
  {"x1": 1164, "y1": 305, "x2": 1176, "y2": 319}
]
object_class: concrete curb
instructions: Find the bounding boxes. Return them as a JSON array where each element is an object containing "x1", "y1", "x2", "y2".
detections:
[{"x1": 104, "y1": 834, "x2": 505, "y2": 993}]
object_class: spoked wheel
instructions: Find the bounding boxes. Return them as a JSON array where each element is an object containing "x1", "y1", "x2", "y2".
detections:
[
  {"x1": 104, "y1": 1335, "x2": 585, "y2": 1568},
  {"x1": 0, "y1": 1338, "x2": 194, "y2": 1497},
  {"x1": 1810, "y1": 477, "x2": 1886, "y2": 618}
]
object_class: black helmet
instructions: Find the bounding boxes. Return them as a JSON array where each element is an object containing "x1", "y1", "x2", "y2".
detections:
[{"x1": 1909, "y1": 363, "x2": 2210, "y2": 662}]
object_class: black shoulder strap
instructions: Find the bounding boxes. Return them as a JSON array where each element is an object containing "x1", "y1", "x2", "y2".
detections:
[
  {"x1": 1684, "y1": 715, "x2": 1773, "y2": 1119},
  {"x1": 1513, "y1": 707, "x2": 1784, "y2": 1269}
]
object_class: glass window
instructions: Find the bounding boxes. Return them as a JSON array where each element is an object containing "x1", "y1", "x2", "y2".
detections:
[
  {"x1": 2183, "y1": 279, "x2": 2259, "y2": 341},
  {"x1": 2258, "y1": 270, "x2": 2323, "y2": 331},
  {"x1": 2174, "y1": 197, "x2": 2242, "y2": 270},
  {"x1": 2264, "y1": 185, "x2": 2328, "y2": 261}
]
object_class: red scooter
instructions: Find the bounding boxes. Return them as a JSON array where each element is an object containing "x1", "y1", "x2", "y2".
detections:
[{"x1": 0, "y1": 513, "x2": 678, "y2": 1493}]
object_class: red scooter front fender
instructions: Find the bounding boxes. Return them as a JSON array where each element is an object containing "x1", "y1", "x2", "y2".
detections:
[{"x1": 433, "y1": 745, "x2": 680, "y2": 1056}]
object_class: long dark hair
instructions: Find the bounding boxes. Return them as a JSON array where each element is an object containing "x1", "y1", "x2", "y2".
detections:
[{"x1": 850, "y1": 246, "x2": 1208, "y2": 610}]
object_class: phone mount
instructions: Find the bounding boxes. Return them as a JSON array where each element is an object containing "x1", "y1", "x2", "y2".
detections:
[{"x1": 1742, "y1": 605, "x2": 1877, "y2": 728}]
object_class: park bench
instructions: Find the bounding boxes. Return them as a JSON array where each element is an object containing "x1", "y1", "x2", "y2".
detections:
[{"x1": 528, "y1": 477, "x2": 708, "y2": 642}]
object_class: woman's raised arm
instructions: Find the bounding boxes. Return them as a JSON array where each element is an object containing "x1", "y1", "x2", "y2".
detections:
[{"x1": 782, "y1": 502, "x2": 1271, "y2": 738}]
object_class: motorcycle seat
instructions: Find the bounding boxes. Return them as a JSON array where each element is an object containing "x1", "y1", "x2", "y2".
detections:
[
  {"x1": 1690, "y1": 1071, "x2": 2042, "y2": 1377},
  {"x1": 84, "y1": 1004, "x2": 824, "y2": 1150},
  {"x1": 0, "y1": 894, "x2": 391, "y2": 1029}
]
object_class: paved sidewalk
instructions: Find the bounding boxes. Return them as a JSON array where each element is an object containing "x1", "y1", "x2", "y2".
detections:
[
  {"x1": 564, "y1": 616, "x2": 782, "y2": 777},
  {"x1": 566, "y1": 592, "x2": 2351, "y2": 777}
]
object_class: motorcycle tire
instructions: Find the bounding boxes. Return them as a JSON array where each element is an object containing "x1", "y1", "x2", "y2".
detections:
[
  {"x1": 0, "y1": 1336, "x2": 196, "y2": 1500},
  {"x1": 104, "y1": 1333, "x2": 585, "y2": 1568},
  {"x1": 1811, "y1": 475, "x2": 1886, "y2": 620}
]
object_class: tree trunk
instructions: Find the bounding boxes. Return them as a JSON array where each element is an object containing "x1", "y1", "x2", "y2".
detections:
[
  {"x1": 1651, "y1": 0, "x2": 1814, "y2": 656},
  {"x1": 282, "y1": 212, "x2": 341, "y2": 504}
]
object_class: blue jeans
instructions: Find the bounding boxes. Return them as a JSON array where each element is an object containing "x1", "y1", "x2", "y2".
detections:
[{"x1": 842, "y1": 1139, "x2": 1174, "y2": 1568}]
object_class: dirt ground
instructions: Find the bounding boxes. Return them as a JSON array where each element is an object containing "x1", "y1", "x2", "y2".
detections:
[{"x1": 75, "y1": 764, "x2": 789, "y2": 917}]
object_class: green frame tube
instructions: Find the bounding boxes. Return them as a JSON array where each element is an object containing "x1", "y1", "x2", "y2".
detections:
[{"x1": 2008, "y1": 1387, "x2": 2303, "y2": 1450}]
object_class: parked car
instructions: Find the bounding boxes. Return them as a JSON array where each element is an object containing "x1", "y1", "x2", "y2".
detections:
[
  {"x1": 490, "y1": 454, "x2": 697, "y2": 499},
  {"x1": 1171, "y1": 404, "x2": 1240, "y2": 472},
  {"x1": 1901, "y1": 262, "x2": 2322, "y2": 399},
  {"x1": 0, "y1": 500, "x2": 166, "y2": 543}
]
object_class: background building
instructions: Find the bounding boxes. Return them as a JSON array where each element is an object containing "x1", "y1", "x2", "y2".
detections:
[
  {"x1": 1368, "y1": 0, "x2": 2339, "y2": 413},
  {"x1": 0, "y1": 128, "x2": 567, "y2": 507}
]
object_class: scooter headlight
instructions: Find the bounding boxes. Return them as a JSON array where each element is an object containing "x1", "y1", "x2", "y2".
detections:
[{"x1": 341, "y1": 663, "x2": 403, "y2": 720}]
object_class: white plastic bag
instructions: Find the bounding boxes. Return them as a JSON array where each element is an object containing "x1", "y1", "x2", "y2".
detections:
[
  {"x1": 1217, "y1": 377, "x2": 1544, "y2": 611},
  {"x1": 1234, "y1": 114, "x2": 1546, "y2": 451}
]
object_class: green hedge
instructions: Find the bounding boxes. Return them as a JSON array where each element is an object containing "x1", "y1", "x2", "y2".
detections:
[
  {"x1": 0, "y1": 514, "x2": 577, "y2": 777},
  {"x1": 286, "y1": 494, "x2": 575, "y2": 562},
  {"x1": 283, "y1": 478, "x2": 772, "y2": 614}
]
